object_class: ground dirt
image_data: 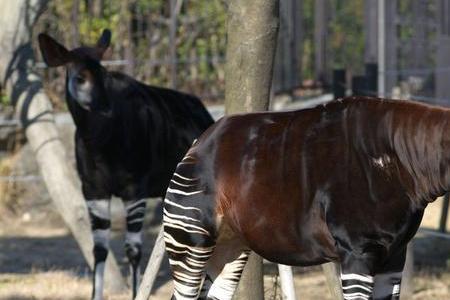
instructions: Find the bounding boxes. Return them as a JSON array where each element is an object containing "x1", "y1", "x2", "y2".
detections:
[{"x1": 0, "y1": 191, "x2": 450, "y2": 299}]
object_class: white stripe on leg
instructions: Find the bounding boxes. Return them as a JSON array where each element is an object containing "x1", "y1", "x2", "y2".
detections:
[
  {"x1": 207, "y1": 251, "x2": 250, "y2": 300},
  {"x1": 341, "y1": 272, "x2": 374, "y2": 300}
]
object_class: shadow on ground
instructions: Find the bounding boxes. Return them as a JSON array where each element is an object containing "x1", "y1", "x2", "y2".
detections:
[{"x1": 0, "y1": 199, "x2": 171, "y2": 295}]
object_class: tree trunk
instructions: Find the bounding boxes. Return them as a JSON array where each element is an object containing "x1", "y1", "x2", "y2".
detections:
[
  {"x1": 0, "y1": 0, "x2": 126, "y2": 293},
  {"x1": 225, "y1": 0, "x2": 280, "y2": 299},
  {"x1": 224, "y1": 0, "x2": 280, "y2": 114}
]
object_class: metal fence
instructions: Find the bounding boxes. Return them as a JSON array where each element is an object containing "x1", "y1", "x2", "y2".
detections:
[
  {"x1": 362, "y1": 0, "x2": 450, "y2": 106},
  {"x1": 33, "y1": 0, "x2": 302, "y2": 105}
]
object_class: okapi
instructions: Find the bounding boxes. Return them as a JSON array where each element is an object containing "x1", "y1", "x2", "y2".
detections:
[
  {"x1": 38, "y1": 29, "x2": 214, "y2": 300},
  {"x1": 163, "y1": 96, "x2": 450, "y2": 300}
]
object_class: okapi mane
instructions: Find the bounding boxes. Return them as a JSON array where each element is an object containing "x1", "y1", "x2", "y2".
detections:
[{"x1": 341, "y1": 97, "x2": 450, "y2": 202}]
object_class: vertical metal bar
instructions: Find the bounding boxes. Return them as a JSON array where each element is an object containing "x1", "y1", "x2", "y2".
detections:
[
  {"x1": 378, "y1": 0, "x2": 386, "y2": 97},
  {"x1": 364, "y1": 0, "x2": 378, "y2": 63},
  {"x1": 385, "y1": 0, "x2": 397, "y2": 95},
  {"x1": 71, "y1": 0, "x2": 80, "y2": 48},
  {"x1": 293, "y1": 0, "x2": 302, "y2": 90},
  {"x1": 168, "y1": 0, "x2": 180, "y2": 89},
  {"x1": 314, "y1": 0, "x2": 329, "y2": 86},
  {"x1": 278, "y1": 264, "x2": 297, "y2": 300}
]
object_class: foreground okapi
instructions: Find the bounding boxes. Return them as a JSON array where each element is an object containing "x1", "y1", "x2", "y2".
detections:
[
  {"x1": 164, "y1": 96, "x2": 449, "y2": 300},
  {"x1": 38, "y1": 30, "x2": 214, "y2": 300}
]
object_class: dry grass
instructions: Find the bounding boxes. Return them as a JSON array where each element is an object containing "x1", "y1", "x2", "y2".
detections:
[
  {"x1": 422, "y1": 197, "x2": 450, "y2": 229},
  {"x1": 0, "y1": 271, "x2": 127, "y2": 300},
  {"x1": 412, "y1": 270, "x2": 450, "y2": 300},
  {"x1": 0, "y1": 153, "x2": 22, "y2": 217},
  {"x1": 0, "y1": 269, "x2": 448, "y2": 300},
  {"x1": 0, "y1": 271, "x2": 173, "y2": 300}
]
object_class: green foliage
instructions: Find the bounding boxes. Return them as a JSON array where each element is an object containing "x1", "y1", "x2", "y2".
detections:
[
  {"x1": 36, "y1": 0, "x2": 371, "y2": 99},
  {"x1": 0, "y1": 92, "x2": 9, "y2": 105},
  {"x1": 37, "y1": 0, "x2": 227, "y2": 101},
  {"x1": 329, "y1": 0, "x2": 365, "y2": 73}
]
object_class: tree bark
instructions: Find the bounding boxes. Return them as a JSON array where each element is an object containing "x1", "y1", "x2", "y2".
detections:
[
  {"x1": 0, "y1": 0, "x2": 126, "y2": 293},
  {"x1": 225, "y1": 0, "x2": 279, "y2": 115},
  {"x1": 224, "y1": 0, "x2": 279, "y2": 299}
]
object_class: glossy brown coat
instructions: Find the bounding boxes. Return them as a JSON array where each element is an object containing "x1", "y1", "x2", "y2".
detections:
[
  {"x1": 190, "y1": 97, "x2": 450, "y2": 272},
  {"x1": 164, "y1": 97, "x2": 450, "y2": 300}
]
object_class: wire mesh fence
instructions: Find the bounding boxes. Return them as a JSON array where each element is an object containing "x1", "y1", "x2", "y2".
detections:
[
  {"x1": 32, "y1": 0, "x2": 302, "y2": 105},
  {"x1": 33, "y1": 0, "x2": 228, "y2": 103}
]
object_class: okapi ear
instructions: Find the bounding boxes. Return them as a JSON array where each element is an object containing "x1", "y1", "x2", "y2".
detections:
[
  {"x1": 38, "y1": 33, "x2": 71, "y2": 67},
  {"x1": 96, "y1": 29, "x2": 111, "y2": 53}
]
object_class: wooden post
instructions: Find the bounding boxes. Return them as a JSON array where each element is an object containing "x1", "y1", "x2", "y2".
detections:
[
  {"x1": 439, "y1": 193, "x2": 450, "y2": 233},
  {"x1": 352, "y1": 75, "x2": 369, "y2": 96},
  {"x1": 322, "y1": 262, "x2": 344, "y2": 300},
  {"x1": 225, "y1": 0, "x2": 280, "y2": 299},
  {"x1": 0, "y1": 0, "x2": 126, "y2": 293},
  {"x1": 333, "y1": 69, "x2": 346, "y2": 99},
  {"x1": 365, "y1": 63, "x2": 378, "y2": 96},
  {"x1": 135, "y1": 227, "x2": 166, "y2": 300},
  {"x1": 400, "y1": 243, "x2": 414, "y2": 300}
]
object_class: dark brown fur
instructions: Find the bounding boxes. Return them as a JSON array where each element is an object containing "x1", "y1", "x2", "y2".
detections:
[{"x1": 195, "y1": 97, "x2": 450, "y2": 270}]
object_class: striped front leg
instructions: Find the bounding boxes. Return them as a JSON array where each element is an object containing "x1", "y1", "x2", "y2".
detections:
[
  {"x1": 341, "y1": 273, "x2": 374, "y2": 300},
  {"x1": 87, "y1": 199, "x2": 111, "y2": 300},
  {"x1": 124, "y1": 199, "x2": 147, "y2": 299}
]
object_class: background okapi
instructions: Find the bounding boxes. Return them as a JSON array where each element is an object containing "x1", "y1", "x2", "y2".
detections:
[{"x1": 38, "y1": 29, "x2": 214, "y2": 300}]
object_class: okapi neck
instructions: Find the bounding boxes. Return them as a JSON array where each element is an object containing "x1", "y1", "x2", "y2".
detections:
[{"x1": 390, "y1": 106, "x2": 450, "y2": 204}]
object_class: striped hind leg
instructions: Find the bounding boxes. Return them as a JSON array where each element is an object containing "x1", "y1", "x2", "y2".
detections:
[
  {"x1": 123, "y1": 198, "x2": 147, "y2": 299},
  {"x1": 163, "y1": 156, "x2": 217, "y2": 300}
]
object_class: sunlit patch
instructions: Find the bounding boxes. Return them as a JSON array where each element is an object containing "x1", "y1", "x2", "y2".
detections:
[{"x1": 372, "y1": 154, "x2": 392, "y2": 168}]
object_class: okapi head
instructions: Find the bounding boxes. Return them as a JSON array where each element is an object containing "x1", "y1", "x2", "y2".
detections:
[{"x1": 38, "y1": 29, "x2": 111, "y2": 111}]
